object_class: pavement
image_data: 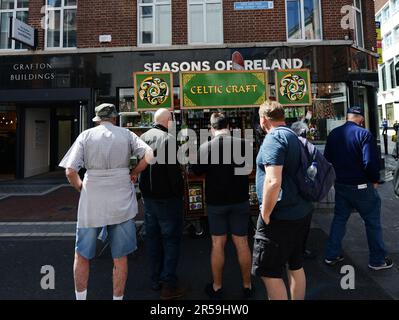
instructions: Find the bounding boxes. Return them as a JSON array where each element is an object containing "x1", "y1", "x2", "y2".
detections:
[{"x1": 0, "y1": 154, "x2": 398, "y2": 300}]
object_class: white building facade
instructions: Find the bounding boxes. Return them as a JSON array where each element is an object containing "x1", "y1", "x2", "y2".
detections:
[{"x1": 377, "y1": 0, "x2": 399, "y2": 128}]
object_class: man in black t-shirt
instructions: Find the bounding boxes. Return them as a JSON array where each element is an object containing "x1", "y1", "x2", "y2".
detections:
[{"x1": 191, "y1": 113, "x2": 252, "y2": 300}]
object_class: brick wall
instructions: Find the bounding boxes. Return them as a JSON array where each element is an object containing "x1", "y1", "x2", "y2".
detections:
[
  {"x1": 363, "y1": 0, "x2": 377, "y2": 51},
  {"x1": 25, "y1": 0, "x2": 377, "y2": 51},
  {"x1": 222, "y1": 0, "x2": 286, "y2": 43},
  {"x1": 172, "y1": 0, "x2": 188, "y2": 45},
  {"x1": 28, "y1": 0, "x2": 45, "y2": 50},
  {"x1": 77, "y1": 0, "x2": 136, "y2": 48}
]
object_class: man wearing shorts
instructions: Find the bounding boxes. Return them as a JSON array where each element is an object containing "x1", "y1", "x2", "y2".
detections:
[
  {"x1": 252, "y1": 101, "x2": 313, "y2": 300},
  {"x1": 59, "y1": 103, "x2": 153, "y2": 300},
  {"x1": 191, "y1": 113, "x2": 252, "y2": 300}
]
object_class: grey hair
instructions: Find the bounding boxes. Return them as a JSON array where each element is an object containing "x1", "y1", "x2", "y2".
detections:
[{"x1": 291, "y1": 121, "x2": 308, "y2": 137}]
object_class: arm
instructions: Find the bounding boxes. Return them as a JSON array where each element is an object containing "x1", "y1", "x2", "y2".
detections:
[
  {"x1": 190, "y1": 143, "x2": 209, "y2": 176},
  {"x1": 131, "y1": 150, "x2": 153, "y2": 181},
  {"x1": 362, "y1": 133, "x2": 380, "y2": 185},
  {"x1": 130, "y1": 132, "x2": 154, "y2": 181},
  {"x1": 261, "y1": 165, "x2": 283, "y2": 225},
  {"x1": 65, "y1": 168, "x2": 83, "y2": 192}
]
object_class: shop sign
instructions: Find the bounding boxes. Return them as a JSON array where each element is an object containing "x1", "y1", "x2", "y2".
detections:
[
  {"x1": 9, "y1": 17, "x2": 35, "y2": 48},
  {"x1": 10, "y1": 63, "x2": 55, "y2": 81},
  {"x1": 180, "y1": 71, "x2": 267, "y2": 109},
  {"x1": 234, "y1": 1, "x2": 274, "y2": 10},
  {"x1": 275, "y1": 69, "x2": 312, "y2": 106},
  {"x1": 134, "y1": 72, "x2": 174, "y2": 111},
  {"x1": 143, "y1": 58, "x2": 303, "y2": 73}
]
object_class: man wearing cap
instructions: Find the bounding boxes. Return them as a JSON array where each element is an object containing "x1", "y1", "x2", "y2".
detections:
[
  {"x1": 59, "y1": 103, "x2": 153, "y2": 300},
  {"x1": 323, "y1": 106, "x2": 393, "y2": 270}
]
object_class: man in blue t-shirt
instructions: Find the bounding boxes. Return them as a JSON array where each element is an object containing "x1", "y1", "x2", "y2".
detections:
[{"x1": 252, "y1": 101, "x2": 313, "y2": 300}]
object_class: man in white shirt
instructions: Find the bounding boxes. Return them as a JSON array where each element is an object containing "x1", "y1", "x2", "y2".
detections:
[{"x1": 59, "y1": 103, "x2": 153, "y2": 300}]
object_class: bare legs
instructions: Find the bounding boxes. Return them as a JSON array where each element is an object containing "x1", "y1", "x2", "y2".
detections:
[{"x1": 262, "y1": 268, "x2": 306, "y2": 300}]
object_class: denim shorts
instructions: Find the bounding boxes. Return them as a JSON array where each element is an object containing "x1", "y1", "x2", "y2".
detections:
[{"x1": 75, "y1": 219, "x2": 137, "y2": 260}]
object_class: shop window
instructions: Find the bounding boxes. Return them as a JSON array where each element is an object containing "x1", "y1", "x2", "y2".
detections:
[
  {"x1": 188, "y1": 0, "x2": 223, "y2": 45},
  {"x1": 45, "y1": 0, "x2": 77, "y2": 49},
  {"x1": 286, "y1": 0, "x2": 322, "y2": 41},
  {"x1": 138, "y1": 0, "x2": 171, "y2": 46},
  {"x1": 298, "y1": 83, "x2": 348, "y2": 142},
  {"x1": 0, "y1": 0, "x2": 29, "y2": 50},
  {"x1": 386, "y1": 103, "x2": 394, "y2": 124}
]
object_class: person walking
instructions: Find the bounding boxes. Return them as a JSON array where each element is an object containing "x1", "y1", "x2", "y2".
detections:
[
  {"x1": 191, "y1": 113, "x2": 253, "y2": 300},
  {"x1": 139, "y1": 109, "x2": 186, "y2": 300},
  {"x1": 324, "y1": 106, "x2": 393, "y2": 270},
  {"x1": 59, "y1": 103, "x2": 153, "y2": 300},
  {"x1": 252, "y1": 102, "x2": 313, "y2": 300}
]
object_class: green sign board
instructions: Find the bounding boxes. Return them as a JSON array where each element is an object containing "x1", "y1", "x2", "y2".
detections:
[
  {"x1": 180, "y1": 71, "x2": 268, "y2": 109},
  {"x1": 275, "y1": 69, "x2": 312, "y2": 106},
  {"x1": 134, "y1": 72, "x2": 174, "y2": 111}
]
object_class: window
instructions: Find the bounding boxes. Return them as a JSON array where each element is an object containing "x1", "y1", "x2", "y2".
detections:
[
  {"x1": 389, "y1": 60, "x2": 396, "y2": 89},
  {"x1": 353, "y1": 0, "x2": 364, "y2": 47},
  {"x1": 394, "y1": 25, "x2": 399, "y2": 41},
  {"x1": 392, "y1": 0, "x2": 399, "y2": 13},
  {"x1": 382, "y1": 5, "x2": 390, "y2": 22},
  {"x1": 384, "y1": 32, "x2": 393, "y2": 49},
  {"x1": 286, "y1": 0, "x2": 322, "y2": 41},
  {"x1": 0, "y1": 0, "x2": 29, "y2": 50},
  {"x1": 138, "y1": 0, "x2": 171, "y2": 46},
  {"x1": 376, "y1": 13, "x2": 381, "y2": 23},
  {"x1": 45, "y1": 0, "x2": 77, "y2": 49},
  {"x1": 188, "y1": 0, "x2": 223, "y2": 44},
  {"x1": 381, "y1": 64, "x2": 387, "y2": 91}
]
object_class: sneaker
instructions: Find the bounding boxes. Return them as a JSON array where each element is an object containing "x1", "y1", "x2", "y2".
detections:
[
  {"x1": 368, "y1": 258, "x2": 394, "y2": 271},
  {"x1": 205, "y1": 283, "x2": 223, "y2": 300},
  {"x1": 242, "y1": 287, "x2": 253, "y2": 300},
  {"x1": 324, "y1": 256, "x2": 344, "y2": 266},
  {"x1": 160, "y1": 285, "x2": 186, "y2": 300}
]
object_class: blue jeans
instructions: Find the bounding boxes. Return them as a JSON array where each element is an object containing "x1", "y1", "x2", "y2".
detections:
[
  {"x1": 143, "y1": 197, "x2": 183, "y2": 288},
  {"x1": 325, "y1": 184, "x2": 387, "y2": 266}
]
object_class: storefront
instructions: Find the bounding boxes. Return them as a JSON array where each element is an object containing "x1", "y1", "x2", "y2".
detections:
[{"x1": 0, "y1": 44, "x2": 379, "y2": 180}]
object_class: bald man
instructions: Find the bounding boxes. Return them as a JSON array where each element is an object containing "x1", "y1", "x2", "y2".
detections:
[{"x1": 139, "y1": 109, "x2": 185, "y2": 300}]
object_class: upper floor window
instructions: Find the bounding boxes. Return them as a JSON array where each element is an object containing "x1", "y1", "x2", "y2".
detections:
[
  {"x1": 383, "y1": 32, "x2": 392, "y2": 49},
  {"x1": 138, "y1": 0, "x2": 171, "y2": 46},
  {"x1": 392, "y1": 0, "x2": 399, "y2": 13},
  {"x1": 188, "y1": 0, "x2": 223, "y2": 45},
  {"x1": 382, "y1": 5, "x2": 390, "y2": 22},
  {"x1": 286, "y1": 0, "x2": 322, "y2": 41},
  {"x1": 0, "y1": 0, "x2": 29, "y2": 50},
  {"x1": 353, "y1": 0, "x2": 364, "y2": 48},
  {"x1": 45, "y1": 0, "x2": 77, "y2": 49},
  {"x1": 394, "y1": 25, "x2": 399, "y2": 41}
]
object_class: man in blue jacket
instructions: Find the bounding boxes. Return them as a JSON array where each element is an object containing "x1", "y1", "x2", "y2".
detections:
[{"x1": 324, "y1": 106, "x2": 393, "y2": 270}]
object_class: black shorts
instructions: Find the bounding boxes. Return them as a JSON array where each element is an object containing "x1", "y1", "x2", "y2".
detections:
[
  {"x1": 207, "y1": 201, "x2": 250, "y2": 236},
  {"x1": 251, "y1": 214, "x2": 312, "y2": 279}
]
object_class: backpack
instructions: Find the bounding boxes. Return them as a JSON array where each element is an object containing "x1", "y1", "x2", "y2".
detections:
[
  {"x1": 393, "y1": 162, "x2": 399, "y2": 198},
  {"x1": 275, "y1": 127, "x2": 336, "y2": 202}
]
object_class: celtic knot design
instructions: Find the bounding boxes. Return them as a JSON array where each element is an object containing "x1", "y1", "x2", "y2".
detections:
[
  {"x1": 279, "y1": 73, "x2": 307, "y2": 102},
  {"x1": 139, "y1": 76, "x2": 169, "y2": 106}
]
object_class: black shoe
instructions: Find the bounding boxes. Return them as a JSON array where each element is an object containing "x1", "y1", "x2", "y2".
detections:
[
  {"x1": 160, "y1": 285, "x2": 186, "y2": 300},
  {"x1": 205, "y1": 283, "x2": 222, "y2": 300},
  {"x1": 242, "y1": 287, "x2": 253, "y2": 300},
  {"x1": 324, "y1": 255, "x2": 344, "y2": 266},
  {"x1": 303, "y1": 249, "x2": 318, "y2": 260},
  {"x1": 368, "y1": 257, "x2": 394, "y2": 271}
]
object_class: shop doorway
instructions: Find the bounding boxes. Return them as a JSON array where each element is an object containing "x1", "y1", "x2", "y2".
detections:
[{"x1": 0, "y1": 107, "x2": 17, "y2": 180}]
